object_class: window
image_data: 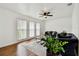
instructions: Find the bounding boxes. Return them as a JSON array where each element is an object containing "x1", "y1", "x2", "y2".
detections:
[
  {"x1": 29, "y1": 22, "x2": 35, "y2": 37},
  {"x1": 17, "y1": 20, "x2": 27, "y2": 40},
  {"x1": 16, "y1": 19, "x2": 41, "y2": 40},
  {"x1": 36, "y1": 23, "x2": 40, "y2": 36}
]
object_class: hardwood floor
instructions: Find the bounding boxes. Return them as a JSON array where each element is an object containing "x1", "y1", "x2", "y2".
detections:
[
  {"x1": 0, "y1": 39, "x2": 33, "y2": 56},
  {"x1": 0, "y1": 44, "x2": 17, "y2": 56}
]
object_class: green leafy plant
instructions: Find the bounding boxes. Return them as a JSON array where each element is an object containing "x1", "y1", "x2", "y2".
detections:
[{"x1": 41, "y1": 36, "x2": 68, "y2": 54}]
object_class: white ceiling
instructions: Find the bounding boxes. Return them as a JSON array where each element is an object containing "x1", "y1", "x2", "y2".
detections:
[{"x1": 0, "y1": 3, "x2": 73, "y2": 20}]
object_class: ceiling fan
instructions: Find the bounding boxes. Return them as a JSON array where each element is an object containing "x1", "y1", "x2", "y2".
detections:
[{"x1": 39, "y1": 9, "x2": 53, "y2": 18}]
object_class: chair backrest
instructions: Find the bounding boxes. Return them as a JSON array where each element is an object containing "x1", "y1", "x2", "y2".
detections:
[{"x1": 45, "y1": 31, "x2": 57, "y2": 37}]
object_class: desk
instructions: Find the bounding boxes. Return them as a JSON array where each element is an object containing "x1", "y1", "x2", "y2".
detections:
[
  {"x1": 26, "y1": 42, "x2": 46, "y2": 56},
  {"x1": 17, "y1": 40, "x2": 46, "y2": 56}
]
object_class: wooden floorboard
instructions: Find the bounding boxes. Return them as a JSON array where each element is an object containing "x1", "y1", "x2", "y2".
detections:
[
  {"x1": 0, "y1": 39, "x2": 32, "y2": 56},
  {"x1": 0, "y1": 44, "x2": 17, "y2": 56}
]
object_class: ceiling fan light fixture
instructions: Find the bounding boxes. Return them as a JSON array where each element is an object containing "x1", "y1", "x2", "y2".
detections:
[
  {"x1": 43, "y1": 7, "x2": 48, "y2": 12},
  {"x1": 39, "y1": 8, "x2": 54, "y2": 19},
  {"x1": 44, "y1": 16, "x2": 47, "y2": 18}
]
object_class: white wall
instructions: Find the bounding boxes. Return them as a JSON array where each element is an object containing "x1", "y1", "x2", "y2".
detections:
[
  {"x1": 0, "y1": 8, "x2": 17, "y2": 48},
  {"x1": 0, "y1": 7, "x2": 44, "y2": 48},
  {"x1": 45, "y1": 16, "x2": 72, "y2": 33},
  {"x1": 72, "y1": 4, "x2": 79, "y2": 38},
  {"x1": 71, "y1": 4, "x2": 79, "y2": 55}
]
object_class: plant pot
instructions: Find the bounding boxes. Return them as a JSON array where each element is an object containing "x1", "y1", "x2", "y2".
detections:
[{"x1": 46, "y1": 49, "x2": 59, "y2": 56}]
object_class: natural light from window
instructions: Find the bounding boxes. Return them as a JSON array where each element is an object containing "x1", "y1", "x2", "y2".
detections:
[
  {"x1": 36, "y1": 23, "x2": 40, "y2": 36},
  {"x1": 29, "y1": 22, "x2": 35, "y2": 37},
  {"x1": 17, "y1": 20, "x2": 27, "y2": 40}
]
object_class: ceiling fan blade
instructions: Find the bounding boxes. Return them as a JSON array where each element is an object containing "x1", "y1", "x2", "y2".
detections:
[
  {"x1": 47, "y1": 15, "x2": 53, "y2": 16},
  {"x1": 47, "y1": 12, "x2": 50, "y2": 14}
]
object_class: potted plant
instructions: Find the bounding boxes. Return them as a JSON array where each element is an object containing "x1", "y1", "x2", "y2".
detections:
[{"x1": 41, "y1": 36, "x2": 68, "y2": 56}]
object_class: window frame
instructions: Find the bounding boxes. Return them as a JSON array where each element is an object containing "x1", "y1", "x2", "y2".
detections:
[
  {"x1": 16, "y1": 19, "x2": 41, "y2": 40},
  {"x1": 16, "y1": 19, "x2": 27, "y2": 40},
  {"x1": 36, "y1": 23, "x2": 41, "y2": 36},
  {"x1": 29, "y1": 21, "x2": 35, "y2": 37}
]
